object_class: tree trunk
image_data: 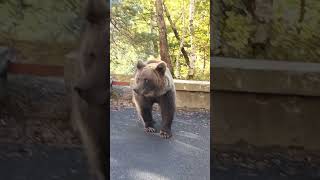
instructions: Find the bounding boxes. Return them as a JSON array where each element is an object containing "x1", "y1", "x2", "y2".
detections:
[
  {"x1": 151, "y1": 8, "x2": 159, "y2": 57},
  {"x1": 163, "y1": 1, "x2": 190, "y2": 67},
  {"x1": 155, "y1": 0, "x2": 173, "y2": 74},
  {"x1": 211, "y1": 0, "x2": 221, "y2": 56},
  {"x1": 297, "y1": 0, "x2": 305, "y2": 33},
  {"x1": 188, "y1": 0, "x2": 196, "y2": 79},
  {"x1": 299, "y1": 0, "x2": 306, "y2": 23},
  {"x1": 202, "y1": 48, "x2": 206, "y2": 74},
  {"x1": 175, "y1": 55, "x2": 181, "y2": 78},
  {"x1": 176, "y1": 0, "x2": 188, "y2": 79},
  {"x1": 250, "y1": 0, "x2": 273, "y2": 58}
]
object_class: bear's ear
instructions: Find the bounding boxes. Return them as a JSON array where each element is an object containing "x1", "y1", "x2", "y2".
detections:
[
  {"x1": 155, "y1": 62, "x2": 167, "y2": 75},
  {"x1": 137, "y1": 60, "x2": 145, "y2": 70}
]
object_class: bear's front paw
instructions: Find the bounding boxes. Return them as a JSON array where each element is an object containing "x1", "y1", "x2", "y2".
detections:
[
  {"x1": 144, "y1": 127, "x2": 156, "y2": 133},
  {"x1": 160, "y1": 130, "x2": 172, "y2": 139}
]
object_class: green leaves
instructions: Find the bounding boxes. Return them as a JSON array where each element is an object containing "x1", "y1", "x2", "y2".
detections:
[
  {"x1": 111, "y1": 0, "x2": 210, "y2": 80},
  {"x1": 215, "y1": 0, "x2": 320, "y2": 62}
]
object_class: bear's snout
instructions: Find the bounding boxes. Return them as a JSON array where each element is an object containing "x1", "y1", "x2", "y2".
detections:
[{"x1": 133, "y1": 87, "x2": 150, "y2": 97}]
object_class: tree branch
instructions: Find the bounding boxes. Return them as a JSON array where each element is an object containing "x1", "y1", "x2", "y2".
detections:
[{"x1": 163, "y1": 1, "x2": 190, "y2": 67}]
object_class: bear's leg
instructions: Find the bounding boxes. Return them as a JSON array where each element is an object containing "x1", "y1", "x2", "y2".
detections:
[
  {"x1": 140, "y1": 106, "x2": 156, "y2": 133},
  {"x1": 159, "y1": 90, "x2": 176, "y2": 139},
  {"x1": 133, "y1": 95, "x2": 156, "y2": 133}
]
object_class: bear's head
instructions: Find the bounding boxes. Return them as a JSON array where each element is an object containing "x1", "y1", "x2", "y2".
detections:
[{"x1": 133, "y1": 60, "x2": 167, "y2": 97}]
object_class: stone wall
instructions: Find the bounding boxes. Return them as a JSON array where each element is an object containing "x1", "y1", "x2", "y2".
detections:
[{"x1": 211, "y1": 57, "x2": 320, "y2": 150}]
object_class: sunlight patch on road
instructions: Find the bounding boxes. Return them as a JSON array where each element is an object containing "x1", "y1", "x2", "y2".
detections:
[
  {"x1": 131, "y1": 169, "x2": 171, "y2": 180},
  {"x1": 172, "y1": 139, "x2": 205, "y2": 154},
  {"x1": 176, "y1": 131, "x2": 201, "y2": 140}
]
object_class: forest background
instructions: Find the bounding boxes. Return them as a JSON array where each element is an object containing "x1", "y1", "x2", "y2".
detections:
[{"x1": 111, "y1": 0, "x2": 210, "y2": 80}]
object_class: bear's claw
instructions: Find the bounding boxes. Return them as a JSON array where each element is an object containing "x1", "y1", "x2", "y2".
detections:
[
  {"x1": 160, "y1": 130, "x2": 172, "y2": 139},
  {"x1": 144, "y1": 127, "x2": 156, "y2": 133}
]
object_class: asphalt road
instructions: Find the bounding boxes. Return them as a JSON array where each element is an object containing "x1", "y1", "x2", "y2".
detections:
[
  {"x1": 110, "y1": 107, "x2": 211, "y2": 180},
  {"x1": 1, "y1": 104, "x2": 319, "y2": 180},
  {"x1": 0, "y1": 143, "x2": 90, "y2": 180}
]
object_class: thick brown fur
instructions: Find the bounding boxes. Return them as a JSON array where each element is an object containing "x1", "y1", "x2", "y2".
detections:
[
  {"x1": 70, "y1": 0, "x2": 108, "y2": 180},
  {"x1": 132, "y1": 60, "x2": 176, "y2": 139}
]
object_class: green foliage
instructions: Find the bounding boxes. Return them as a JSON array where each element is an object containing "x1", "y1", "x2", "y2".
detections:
[
  {"x1": 0, "y1": 0, "x2": 82, "y2": 43},
  {"x1": 111, "y1": 0, "x2": 210, "y2": 80},
  {"x1": 214, "y1": 0, "x2": 320, "y2": 62},
  {"x1": 222, "y1": 11, "x2": 254, "y2": 57}
]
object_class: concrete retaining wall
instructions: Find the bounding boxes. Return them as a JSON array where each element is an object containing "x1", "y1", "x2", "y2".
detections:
[
  {"x1": 171, "y1": 79, "x2": 209, "y2": 109},
  {"x1": 109, "y1": 74, "x2": 210, "y2": 109},
  {"x1": 126, "y1": 77, "x2": 210, "y2": 110},
  {"x1": 211, "y1": 57, "x2": 320, "y2": 150}
]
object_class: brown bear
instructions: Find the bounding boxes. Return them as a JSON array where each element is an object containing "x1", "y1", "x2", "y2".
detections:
[
  {"x1": 70, "y1": 0, "x2": 108, "y2": 179},
  {"x1": 132, "y1": 59, "x2": 176, "y2": 139}
]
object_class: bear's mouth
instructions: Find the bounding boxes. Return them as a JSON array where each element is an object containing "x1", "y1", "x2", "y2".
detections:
[
  {"x1": 133, "y1": 87, "x2": 155, "y2": 97},
  {"x1": 143, "y1": 93, "x2": 154, "y2": 97},
  {"x1": 141, "y1": 90, "x2": 154, "y2": 97}
]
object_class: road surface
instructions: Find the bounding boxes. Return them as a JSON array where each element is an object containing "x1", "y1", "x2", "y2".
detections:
[
  {"x1": 1, "y1": 106, "x2": 319, "y2": 180},
  {"x1": 110, "y1": 107, "x2": 211, "y2": 180}
]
